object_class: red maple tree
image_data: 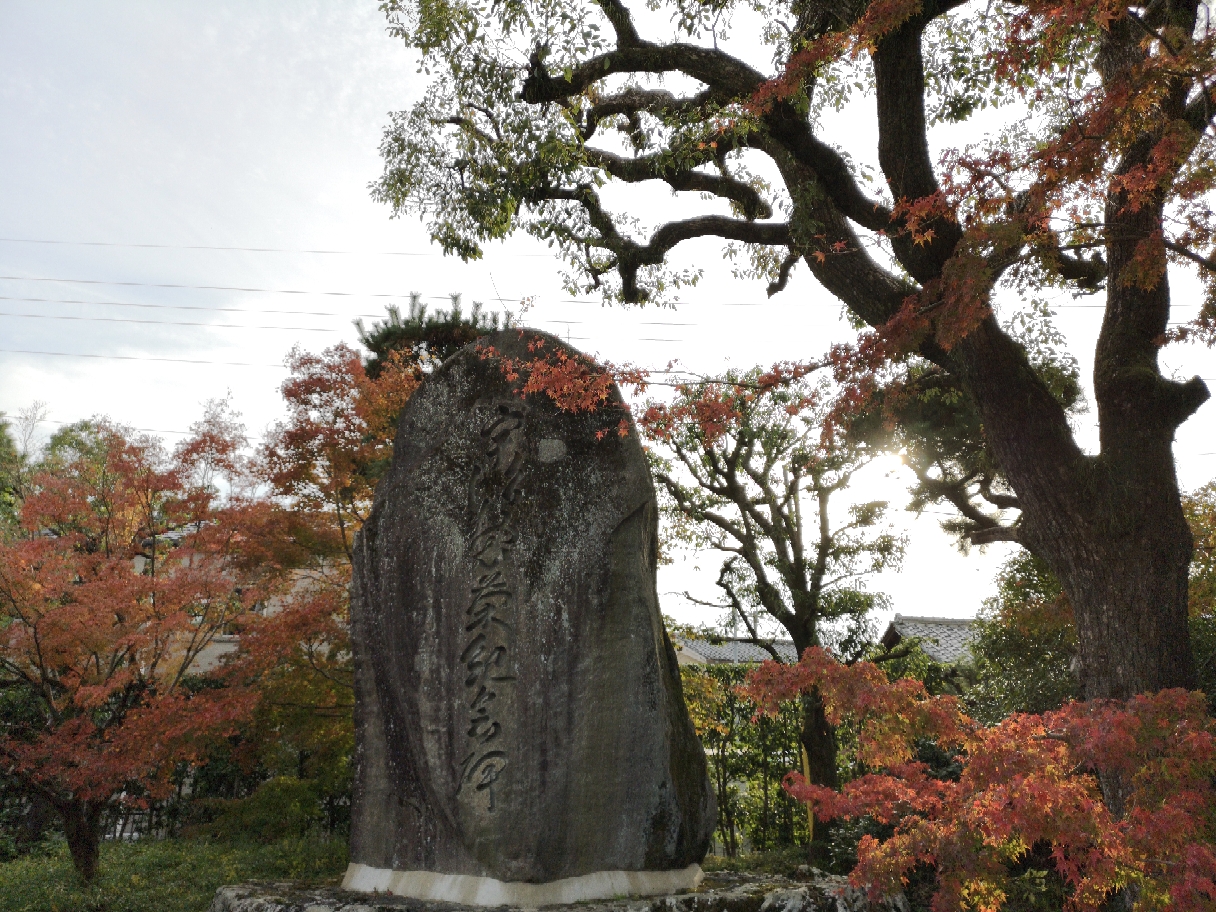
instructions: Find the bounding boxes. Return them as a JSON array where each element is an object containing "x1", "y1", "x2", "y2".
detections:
[
  {"x1": 745, "y1": 649, "x2": 1216, "y2": 911},
  {"x1": 0, "y1": 413, "x2": 265, "y2": 880},
  {"x1": 214, "y1": 344, "x2": 420, "y2": 805}
]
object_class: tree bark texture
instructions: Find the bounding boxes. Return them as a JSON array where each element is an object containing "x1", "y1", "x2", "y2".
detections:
[
  {"x1": 947, "y1": 313, "x2": 1199, "y2": 699},
  {"x1": 799, "y1": 690, "x2": 839, "y2": 791},
  {"x1": 60, "y1": 799, "x2": 104, "y2": 882}
]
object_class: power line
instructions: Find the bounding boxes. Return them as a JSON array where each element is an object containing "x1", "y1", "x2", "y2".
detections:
[
  {"x1": 0, "y1": 273, "x2": 418, "y2": 298},
  {"x1": 0, "y1": 236, "x2": 556, "y2": 258},
  {"x1": 0, "y1": 273, "x2": 605, "y2": 305},
  {"x1": 0, "y1": 348, "x2": 283, "y2": 368},
  {"x1": 0, "y1": 311, "x2": 342, "y2": 332},
  {"x1": 29, "y1": 417, "x2": 194, "y2": 437},
  {"x1": 0, "y1": 293, "x2": 387, "y2": 319}
]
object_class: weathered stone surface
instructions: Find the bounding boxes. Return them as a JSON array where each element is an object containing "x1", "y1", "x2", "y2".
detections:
[
  {"x1": 349, "y1": 330, "x2": 715, "y2": 886},
  {"x1": 210, "y1": 873, "x2": 909, "y2": 912}
]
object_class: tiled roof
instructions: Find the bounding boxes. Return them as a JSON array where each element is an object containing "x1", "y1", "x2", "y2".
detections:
[
  {"x1": 673, "y1": 635, "x2": 799, "y2": 665},
  {"x1": 881, "y1": 614, "x2": 977, "y2": 664}
]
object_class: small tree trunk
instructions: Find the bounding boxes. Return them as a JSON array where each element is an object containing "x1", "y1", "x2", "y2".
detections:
[
  {"x1": 799, "y1": 689, "x2": 839, "y2": 789},
  {"x1": 712, "y1": 740, "x2": 738, "y2": 858},
  {"x1": 760, "y1": 716, "x2": 771, "y2": 849},
  {"x1": 17, "y1": 795, "x2": 53, "y2": 847},
  {"x1": 61, "y1": 800, "x2": 104, "y2": 882}
]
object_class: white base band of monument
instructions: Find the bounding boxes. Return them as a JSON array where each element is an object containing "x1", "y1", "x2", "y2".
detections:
[{"x1": 342, "y1": 862, "x2": 704, "y2": 906}]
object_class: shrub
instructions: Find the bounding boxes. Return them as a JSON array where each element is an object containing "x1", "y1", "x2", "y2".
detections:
[{"x1": 187, "y1": 776, "x2": 327, "y2": 842}]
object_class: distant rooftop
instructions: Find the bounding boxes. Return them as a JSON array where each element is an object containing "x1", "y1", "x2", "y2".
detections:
[
  {"x1": 673, "y1": 635, "x2": 799, "y2": 666},
  {"x1": 880, "y1": 614, "x2": 977, "y2": 665}
]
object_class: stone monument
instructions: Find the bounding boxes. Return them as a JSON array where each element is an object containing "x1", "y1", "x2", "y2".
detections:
[{"x1": 345, "y1": 329, "x2": 716, "y2": 906}]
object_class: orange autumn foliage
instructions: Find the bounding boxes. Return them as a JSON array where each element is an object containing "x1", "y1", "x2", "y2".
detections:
[
  {"x1": 0, "y1": 417, "x2": 266, "y2": 878},
  {"x1": 260, "y1": 344, "x2": 420, "y2": 559},
  {"x1": 476, "y1": 334, "x2": 648, "y2": 439},
  {"x1": 744, "y1": 648, "x2": 1216, "y2": 912},
  {"x1": 215, "y1": 343, "x2": 420, "y2": 785}
]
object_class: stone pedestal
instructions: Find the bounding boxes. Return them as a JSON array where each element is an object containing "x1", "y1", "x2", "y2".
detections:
[
  {"x1": 210, "y1": 872, "x2": 911, "y2": 912},
  {"x1": 341, "y1": 863, "x2": 703, "y2": 905}
]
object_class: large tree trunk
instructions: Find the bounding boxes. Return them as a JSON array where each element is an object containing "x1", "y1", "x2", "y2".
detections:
[
  {"x1": 855, "y1": 7, "x2": 1209, "y2": 706},
  {"x1": 948, "y1": 170, "x2": 1206, "y2": 701},
  {"x1": 1043, "y1": 486, "x2": 1195, "y2": 702},
  {"x1": 60, "y1": 799, "x2": 104, "y2": 882},
  {"x1": 954, "y1": 313, "x2": 1200, "y2": 701}
]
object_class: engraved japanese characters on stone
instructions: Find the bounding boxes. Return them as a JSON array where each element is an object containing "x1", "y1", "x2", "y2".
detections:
[
  {"x1": 458, "y1": 403, "x2": 528, "y2": 811},
  {"x1": 348, "y1": 329, "x2": 715, "y2": 886}
]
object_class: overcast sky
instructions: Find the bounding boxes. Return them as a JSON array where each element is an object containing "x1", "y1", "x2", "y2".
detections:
[{"x1": 0, "y1": 1, "x2": 1212, "y2": 630}]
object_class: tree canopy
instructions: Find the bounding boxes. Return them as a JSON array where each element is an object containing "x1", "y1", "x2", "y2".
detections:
[
  {"x1": 641, "y1": 365, "x2": 903, "y2": 790},
  {"x1": 373, "y1": 0, "x2": 1216, "y2": 703},
  {"x1": 0, "y1": 418, "x2": 262, "y2": 880}
]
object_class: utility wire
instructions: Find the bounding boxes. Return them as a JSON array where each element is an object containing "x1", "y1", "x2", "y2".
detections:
[
  {"x1": 0, "y1": 348, "x2": 283, "y2": 368},
  {"x1": 0, "y1": 293, "x2": 386, "y2": 318},
  {"x1": 0, "y1": 273, "x2": 419, "y2": 298},
  {"x1": 30, "y1": 417, "x2": 194, "y2": 437},
  {"x1": 3, "y1": 293, "x2": 1196, "y2": 331},
  {"x1": 0, "y1": 274, "x2": 603, "y2": 305},
  {"x1": 0, "y1": 236, "x2": 556, "y2": 257},
  {"x1": 0, "y1": 311, "x2": 687, "y2": 341},
  {"x1": 0, "y1": 311, "x2": 341, "y2": 332}
]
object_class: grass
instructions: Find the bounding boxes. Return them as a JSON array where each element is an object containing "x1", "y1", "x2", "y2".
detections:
[
  {"x1": 0, "y1": 835, "x2": 347, "y2": 912},
  {"x1": 701, "y1": 845, "x2": 812, "y2": 876}
]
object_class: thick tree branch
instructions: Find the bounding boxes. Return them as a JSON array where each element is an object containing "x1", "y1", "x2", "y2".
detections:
[
  {"x1": 871, "y1": 16, "x2": 963, "y2": 281},
  {"x1": 585, "y1": 147, "x2": 772, "y2": 219},
  {"x1": 582, "y1": 86, "x2": 718, "y2": 139},
  {"x1": 536, "y1": 183, "x2": 791, "y2": 300},
  {"x1": 757, "y1": 126, "x2": 893, "y2": 233},
  {"x1": 760, "y1": 141, "x2": 916, "y2": 326},
  {"x1": 593, "y1": 0, "x2": 646, "y2": 48},
  {"x1": 630, "y1": 217, "x2": 791, "y2": 300},
  {"x1": 766, "y1": 248, "x2": 801, "y2": 296},
  {"x1": 1165, "y1": 239, "x2": 1216, "y2": 273},
  {"x1": 1049, "y1": 247, "x2": 1108, "y2": 290},
  {"x1": 970, "y1": 525, "x2": 1022, "y2": 546},
  {"x1": 522, "y1": 44, "x2": 765, "y2": 105},
  {"x1": 977, "y1": 477, "x2": 1020, "y2": 512}
]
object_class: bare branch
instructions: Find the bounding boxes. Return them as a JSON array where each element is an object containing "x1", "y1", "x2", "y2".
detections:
[
  {"x1": 593, "y1": 0, "x2": 646, "y2": 48},
  {"x1": 1165, "y1": 239, "x2": 1216, "y2": 273},
  {"x1": 585, "y1": 147, "x2": 773, "y2": 219}
]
